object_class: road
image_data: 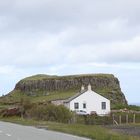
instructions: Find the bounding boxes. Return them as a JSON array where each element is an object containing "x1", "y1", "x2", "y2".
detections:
[{"x1": 0, "y1": 121, "x2": 90, "y2": 140}]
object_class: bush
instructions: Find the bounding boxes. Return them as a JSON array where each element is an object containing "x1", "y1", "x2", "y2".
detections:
[
  {"x1": 112, "y1": 104, "x2": 140, "y2": 111},
  {"x1": 127, "y1": 105, "x2": 140, "y2": 111},
  {"x1": 27, "y1": 104, "x2": 73, "y2": 123},
  {"x1": 76, "y1": 115, "x2": 113, "y2": 125}
]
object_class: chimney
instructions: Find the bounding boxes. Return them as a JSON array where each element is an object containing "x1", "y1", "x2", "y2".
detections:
[
  {"x1": 88, "y1": 83, "x2": 92, "y2": 91},
  {"x1": 81, "y1": 85, "x2": 85, "y2": 92}
]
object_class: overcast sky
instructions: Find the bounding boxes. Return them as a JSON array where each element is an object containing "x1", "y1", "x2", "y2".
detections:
[{"x1": 0, "y1": 0, "x2": 140, "y2": 104}]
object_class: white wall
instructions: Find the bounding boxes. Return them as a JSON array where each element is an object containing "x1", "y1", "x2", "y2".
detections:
[{"x1": 69, "y1": 90, "x2": 110, "y2": 115}]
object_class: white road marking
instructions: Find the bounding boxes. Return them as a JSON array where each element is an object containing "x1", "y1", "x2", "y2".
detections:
[{"x1": 6, "y1": 133, "x2": 12, "y2": 137}]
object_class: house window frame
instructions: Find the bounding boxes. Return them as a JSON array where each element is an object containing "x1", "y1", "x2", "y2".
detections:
[
  {"x1": 83, "y1": 103, "x2": 86, "y2": 109},
  {"x1": 101, "y1": 102, "x2": 106, "y2": 110},
  {"x1": 74, "y1": 102, "x2": 79, "y2": 109}
]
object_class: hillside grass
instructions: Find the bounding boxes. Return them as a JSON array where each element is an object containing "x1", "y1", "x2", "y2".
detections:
[
  {"x1": 21, "y1": 73, "x2": 114, "y2": 81},
  {"x1": 0, "y1": 117, "x2": 139, "y2": 140},
  {"x1": 0, "y1": 89, "x2": 78, "y2": 105},
  {"x1": 0, "y1": 88, "x2": 117, "y2": 109},
  {"x1": 0, "y1": 87, "x2": 129, "y2": 110}
]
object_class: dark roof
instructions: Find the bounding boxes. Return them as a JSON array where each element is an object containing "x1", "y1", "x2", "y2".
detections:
[{"x1": 64, "y1": 89, "x2": 87, "y2": 103}]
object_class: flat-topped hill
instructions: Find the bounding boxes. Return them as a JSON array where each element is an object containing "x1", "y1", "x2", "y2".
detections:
[{"x1": 9, "y1": 73, "x2": 127, "y2": 107}]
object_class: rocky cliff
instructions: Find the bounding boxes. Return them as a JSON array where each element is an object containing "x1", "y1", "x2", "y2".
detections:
[{"x1": 14, "y1": 74, "x2": 127, "y2": 106}]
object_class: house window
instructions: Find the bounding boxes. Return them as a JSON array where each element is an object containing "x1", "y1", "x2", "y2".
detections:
[
  {"x1": 74, "y1": 103, "x2": 79, "y2": 109},
  {"x1": 83, "y1": 103, "x2": 86, "y2": 109},
  {"x1": 102, "y1": 102, "x2": 106, "y2": 110}
]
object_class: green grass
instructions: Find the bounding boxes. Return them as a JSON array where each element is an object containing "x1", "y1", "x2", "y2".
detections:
[
  {"x1": 31, "y1": 90, "x2": 77, "y2": 102},
  {"x1": 0, "y1": 89, "x2": 78, "y2": 105},
  {"x1": 21, "y1": 73, "x2": 115, "y2": 82},
  {"x1": 21, "y1": 74, "x2": 59, "y2": 81},
  {"x1": 0, "y1": 117, "x2": 139, "y2": 140}
]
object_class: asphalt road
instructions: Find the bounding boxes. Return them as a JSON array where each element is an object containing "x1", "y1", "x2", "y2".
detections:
[{"x1": 0, "y1": 121, "x2": 90, "y2": 140}]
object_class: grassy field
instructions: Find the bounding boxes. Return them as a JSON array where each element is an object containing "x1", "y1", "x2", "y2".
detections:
[{"x1": 0, "y1": 117, "x2": 140, "y2": 140}]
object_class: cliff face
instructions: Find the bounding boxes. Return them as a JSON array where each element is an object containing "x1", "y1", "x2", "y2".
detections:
[{"x1": 14, "y1": 74, "x2": 127, "y2": 106}]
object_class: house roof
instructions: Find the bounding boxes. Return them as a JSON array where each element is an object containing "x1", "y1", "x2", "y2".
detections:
[
  {"x1": 64, "y1": 89, "x2": 88, "y2": 103},
  {"x1": 64, "y1": 88, "x2": 110, "y2": 103}
]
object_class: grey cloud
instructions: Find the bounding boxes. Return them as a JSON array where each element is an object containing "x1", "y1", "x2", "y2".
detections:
[
  {"x1": 1, "y1": 0, "x2": 140, "y2": 32},
  {"x1": 0, "y1": 0, "x2": 140, "y2": 68}
]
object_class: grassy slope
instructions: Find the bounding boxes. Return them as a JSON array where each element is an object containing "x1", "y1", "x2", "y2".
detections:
[
  {"x1": 0, "y1": 117, "x2": 140, "y2": 140},
  {"x1": 21, "y1": 74, "x2": 114, "y2": 81},
  {"x1": 0, "y1": 89, "x2": 78, "y2": 107},
  {"x1": 0, "y1": 87, "x2": 116, "y2": 108}
]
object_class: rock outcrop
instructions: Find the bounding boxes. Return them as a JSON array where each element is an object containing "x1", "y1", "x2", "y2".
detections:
[{"x1": 14, "y1": 74, "x2": 127, "y2": 106}]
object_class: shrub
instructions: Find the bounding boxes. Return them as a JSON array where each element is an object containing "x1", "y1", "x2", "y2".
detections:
[
  {"x1": 27, "y1": 104, "x2": 73, "y2": 123},
  {"x1": 112, "y1": 104, "x2": 140, "y2": 111}
]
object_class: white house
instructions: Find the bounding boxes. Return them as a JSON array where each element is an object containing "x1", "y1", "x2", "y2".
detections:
[{"x1": 64, "y1": 84, "x2": 110, "y2": 116}]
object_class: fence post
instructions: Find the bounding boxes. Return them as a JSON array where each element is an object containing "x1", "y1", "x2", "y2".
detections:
[
  {"x1": 119, "y1": 115, "x2": 121, "y2": 125},
  {"x1": 126, "y1": 114, "x2": 128, "y2": 124},
  {"x1": 112, "y1": 114, "x2": 115, "y2": 125},
  {"x1": 133, "y1": 114, "x2": 136, "y2": 124}
]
